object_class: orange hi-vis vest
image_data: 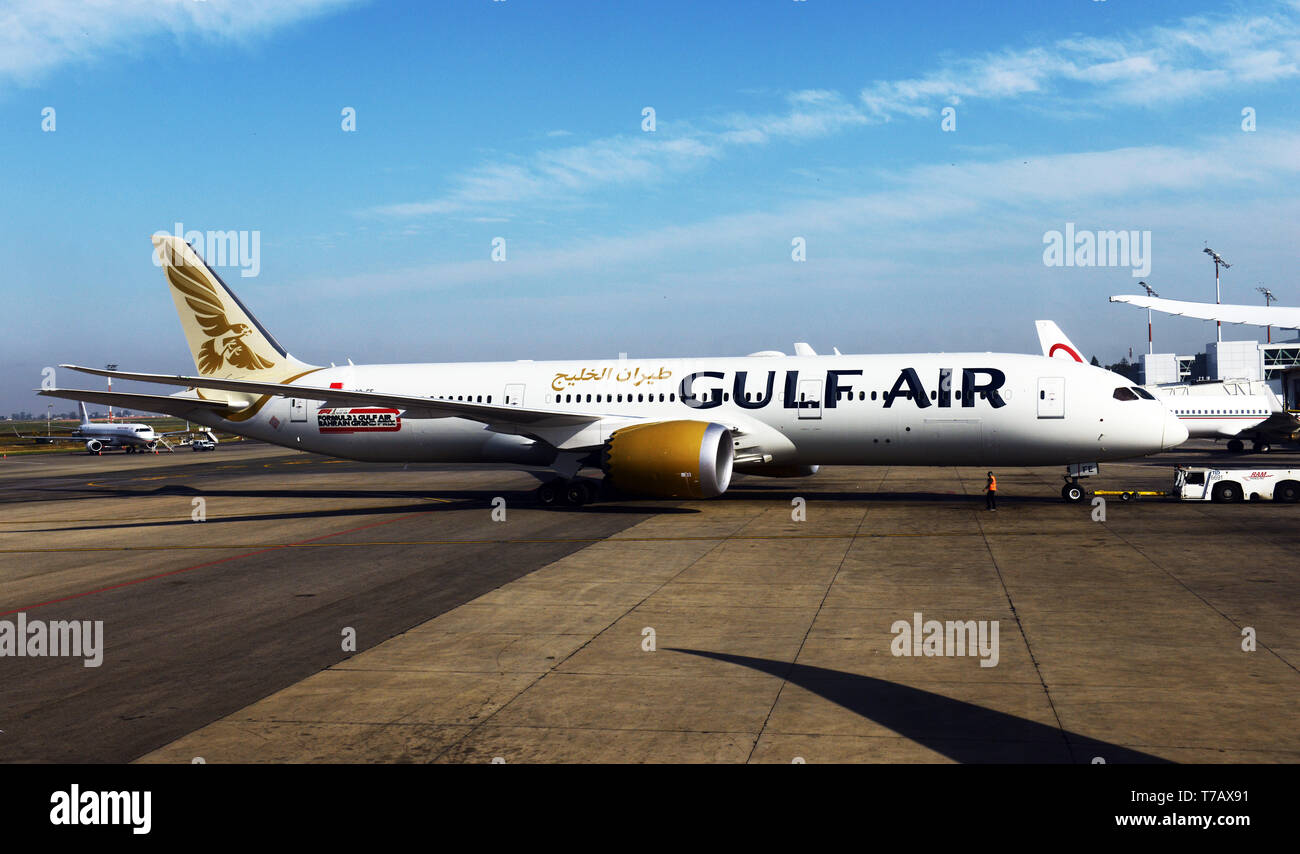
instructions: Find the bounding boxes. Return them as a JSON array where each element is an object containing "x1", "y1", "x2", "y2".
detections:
[{"x1": 988, "y1": 475, "x2": 997, "y2": 491}]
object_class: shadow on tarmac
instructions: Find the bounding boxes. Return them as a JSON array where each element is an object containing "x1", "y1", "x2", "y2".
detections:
[{"x1": 671, "y1": 648, "x2": 1173, "y2": 764}]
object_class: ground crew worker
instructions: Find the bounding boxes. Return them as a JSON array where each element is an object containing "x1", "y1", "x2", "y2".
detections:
[{"x1": 985, "y1": 471, "x2": 997, "y2": 510}]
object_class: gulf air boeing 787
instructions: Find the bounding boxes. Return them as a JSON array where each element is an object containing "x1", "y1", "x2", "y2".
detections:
[{"x1": 39, "y1": 235, "x2": 1187, "y2": 504}]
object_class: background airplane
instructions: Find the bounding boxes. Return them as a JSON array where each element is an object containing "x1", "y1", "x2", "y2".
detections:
[
  {"x1": 1035, "y1": 320, "x2": 1288, "y2": 452},
  {"x1": 37, "y1": 235, "x2": 1185, "y2": 503},
  {"x1": 10, "y1": 402, "x2": 201, "y2": 455}
]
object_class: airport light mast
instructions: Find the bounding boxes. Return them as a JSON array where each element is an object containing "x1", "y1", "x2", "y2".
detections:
[
  {"x1": 105, "y1": 364, "x2": 117, "y2": 422},
  {"x1": 1258, "y1": 286, "x2": 1277, "y2": 344},
  {"x1": 1139, "y1": 280, "x2": 1158, "y2": 354},
  {"x1": 1203, "y1": 247, "x2": 1231, "y2": 342}
]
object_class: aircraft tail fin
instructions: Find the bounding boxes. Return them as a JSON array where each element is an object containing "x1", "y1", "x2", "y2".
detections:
[
  {"x1": 78, "y1": 402, "x2": 91, "y2": 426},
  {"x1": 152, "y1": 234, "x2": 318, "y2": 382},
  {"x1": 1035, "y1": 320, "x2": 1087, "y2": 363}
]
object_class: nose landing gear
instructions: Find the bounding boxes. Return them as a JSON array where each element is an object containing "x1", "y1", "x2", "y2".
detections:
[{"x1": 1061, "y1": 481, "x2": 1086, "y2": 503}]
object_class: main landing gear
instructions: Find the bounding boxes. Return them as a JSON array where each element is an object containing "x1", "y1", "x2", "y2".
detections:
[
  {"x1": 1227, "y1": 438, "x2": 1273, "y2": 454},
  {"x1": 536, "y1": 477, "x2": 605, "y2": 507}
]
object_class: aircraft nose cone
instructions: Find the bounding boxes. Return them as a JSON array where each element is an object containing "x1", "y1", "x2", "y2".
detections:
[{"x1": 1162, "y1": 409, "x2": 1189, "y2": 449}]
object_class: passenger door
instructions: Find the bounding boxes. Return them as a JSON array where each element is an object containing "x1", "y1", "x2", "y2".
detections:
[
  {"x1": 1037, "y1": 377, "x2": 1065, "y2": 419},
  {"x1": 504, "y1": 383, "x2": 525, "y2": 407}
]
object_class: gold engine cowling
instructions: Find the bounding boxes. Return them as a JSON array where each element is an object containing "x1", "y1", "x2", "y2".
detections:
[{"x1": 602, "y1": 421, "x2": 734, "y2": 498}]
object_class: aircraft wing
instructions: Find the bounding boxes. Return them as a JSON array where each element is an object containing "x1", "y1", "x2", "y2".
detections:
[
  {"x1": 37, "y1": 388, "x2": 238, "y2": 420},
  {"x1": 11, "y1": 429, "x2": 87, "y2": 444},
  {"x1": 1254, "y1": 411, "x2": 1300, "y2": 442},
  {"x1": 1110, "y1": 295, "x2": 1300, "y2": 329},
  {"x1": 59, "y1": 365, "x2": 598, "y2": 428}
]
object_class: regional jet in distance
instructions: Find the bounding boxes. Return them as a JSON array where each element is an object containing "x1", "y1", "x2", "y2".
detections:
[
  {"x1": 12, "y1": 402, "x2": 194, "y2": 454},
  {"x1": 40, "y1": 235, "x2": 1187, "y2": 504}
]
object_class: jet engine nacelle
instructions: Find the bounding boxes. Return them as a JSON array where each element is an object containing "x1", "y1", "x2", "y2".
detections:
[
  {"x1": 85, "y1": 439, "x2": 102, "y2": 454},
  {"x1": 602, "y1": 420, "x2": 733, "y2": 499}
]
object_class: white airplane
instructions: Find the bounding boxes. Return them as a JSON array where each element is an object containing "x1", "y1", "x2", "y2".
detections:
[
  {"x1": 11, "y1": 402, "x2": 192, "y2": 454},
  {"x1": 1035, "y1": 320, "x2": 1283, "y2": 451},
  {"x1": 38, "y1": 235, "x2": 1186, "y2": 504}
]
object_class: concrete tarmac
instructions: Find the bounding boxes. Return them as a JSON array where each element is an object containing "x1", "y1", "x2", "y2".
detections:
[{"x1": 1, "y1": 441, "x2": 1296, "y2": 763}]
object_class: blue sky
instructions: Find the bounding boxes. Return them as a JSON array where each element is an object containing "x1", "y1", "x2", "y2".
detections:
[{"x1": 2, "y1": 0, "x2": 1298, "y2": 413}]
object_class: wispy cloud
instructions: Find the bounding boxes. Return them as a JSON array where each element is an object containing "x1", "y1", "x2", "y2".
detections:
[
  {"x1": 317, "y1": 129, "x2": 1300, "y2": 299},
  {"x1": 0, "y1": 0, "x2": 360, "y2": 86},
  {"x1": 362, "y1": 88, "x2": 868, "y2": 218},
  {"x1": 367, "y1": 3, "x2": 1300, "y2": 221},
  {"x1": 860, "y1": 2, "x2": 1300, "y2": 118}
]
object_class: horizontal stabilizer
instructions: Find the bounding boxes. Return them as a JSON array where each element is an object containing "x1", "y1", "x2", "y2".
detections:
[{"x1": 37, "y1": 388, "x2": 236, "y2": 420}]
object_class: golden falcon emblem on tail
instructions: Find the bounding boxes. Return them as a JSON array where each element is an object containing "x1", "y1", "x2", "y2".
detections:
[{"x1": 162, "y1": 249, "x2": 276, "y2": 374}]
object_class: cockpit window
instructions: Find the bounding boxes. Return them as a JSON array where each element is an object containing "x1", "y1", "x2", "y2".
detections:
[
  {"x1": 1131, "y1": 387, "x2": 1155, "y2": 400},
  {"x1": 1112, "y1": 387, "x2": 1139, "y2": 401}
]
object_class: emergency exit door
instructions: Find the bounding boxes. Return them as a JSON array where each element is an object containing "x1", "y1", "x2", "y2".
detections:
[
  {"x1": 290, "y1": 398, "x2": 307, "y2": 422},
  {"x1": 504, "y1": 383, "x2": 525, "y2": 407},
  {"x1": 1037, "y1": 377, "x2": 1065, "y2": 418}
]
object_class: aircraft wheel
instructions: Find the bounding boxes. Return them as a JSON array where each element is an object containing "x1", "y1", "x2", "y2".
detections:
[
  {"x1": 1061, "y1": 483, "x2": 1085, "y2": 503},
  {"x1": 564, "y1": 480, "x2": 593, "y2": 507},
  {"x1": 1120, "y1": 491, "x2": 1134, "y2": 502},
  {"x1": 1227, "y1": 439, "x2": 1244, "y2": 453},
  {"x1": 536, "y1": 480, "x2": 562, "y2": 507},
  {"x1": 1212, "y1": 482, "x2": 1241, "y2": 504}
]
